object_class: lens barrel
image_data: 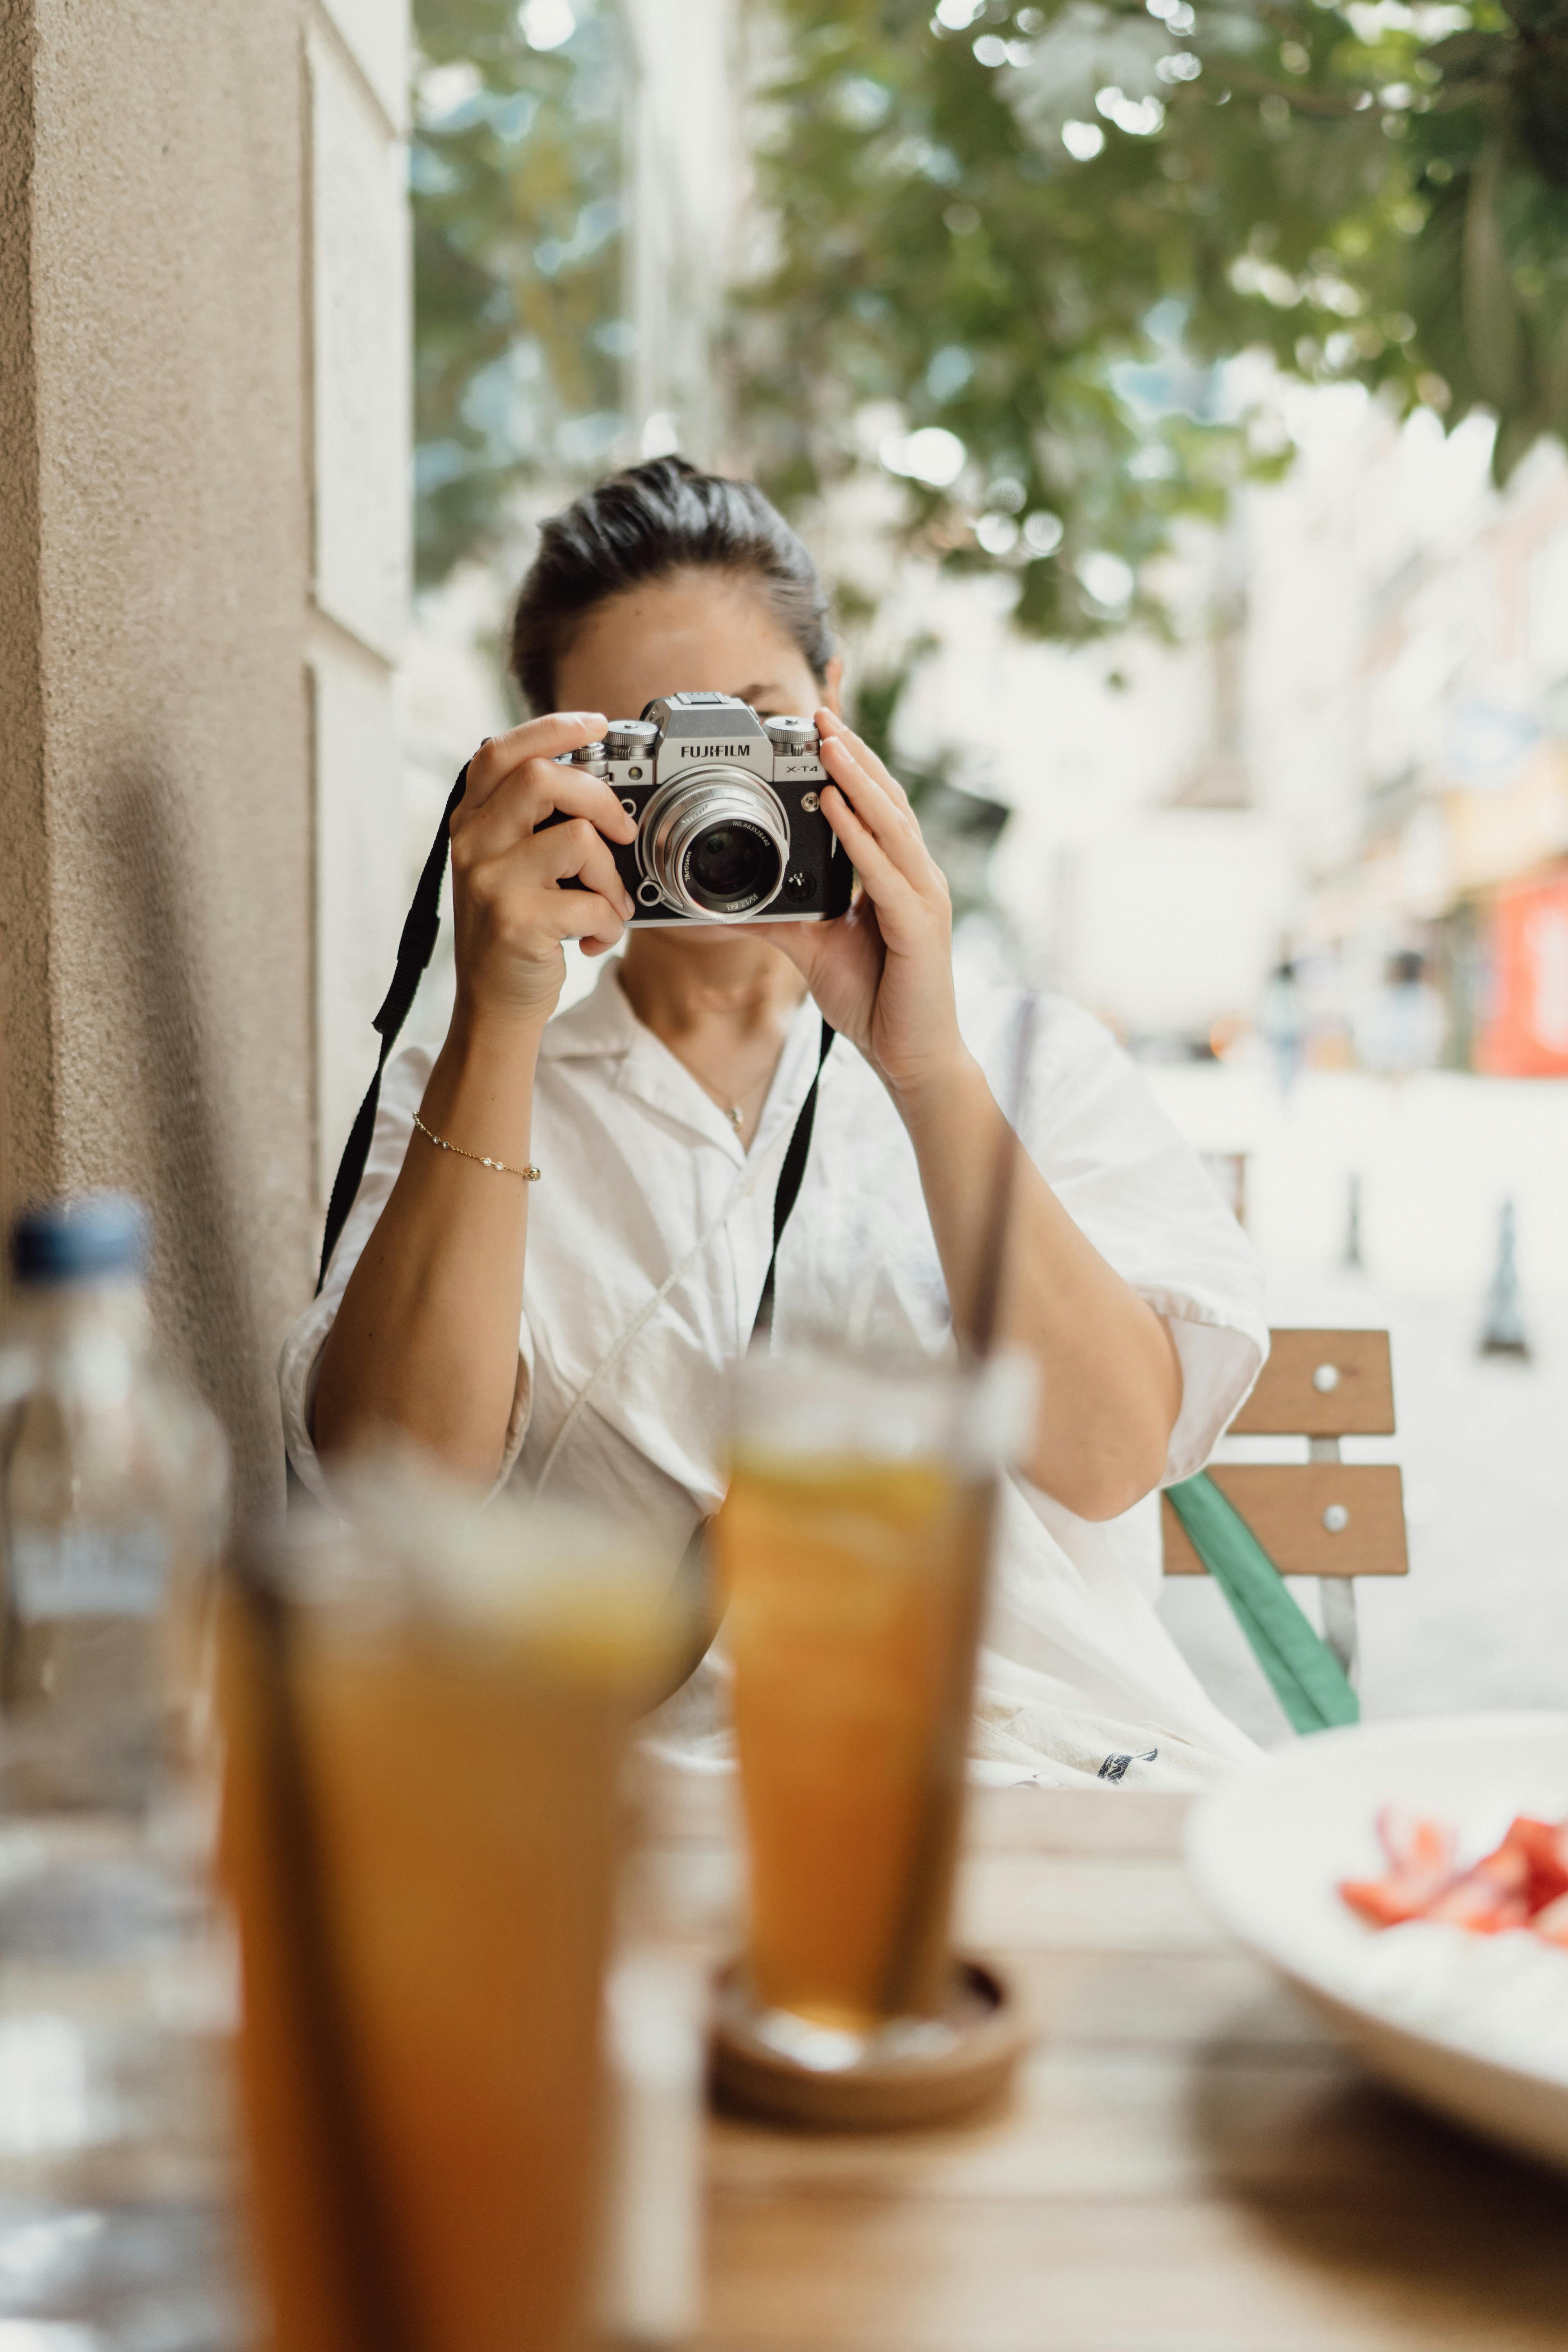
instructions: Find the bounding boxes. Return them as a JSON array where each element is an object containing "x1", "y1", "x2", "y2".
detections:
[{"x1": 641, "y1": 770, "x2": 788, "y2": 920}]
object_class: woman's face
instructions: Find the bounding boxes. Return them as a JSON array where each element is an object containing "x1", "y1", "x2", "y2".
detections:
[
  {"x1": 554, "y1": 566, "x2": 841, "y2": 741},
  {"x1": 553, "y1": 568, "x2": 843, "y2": 962}
]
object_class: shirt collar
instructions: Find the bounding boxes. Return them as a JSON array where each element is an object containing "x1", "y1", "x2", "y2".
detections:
[{"x1": 538, "y1": 957, "x2": 829, "y2": 1165}]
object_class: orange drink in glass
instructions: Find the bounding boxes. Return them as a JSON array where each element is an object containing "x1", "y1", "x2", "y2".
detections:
[
  {"x1": 713, "y1": 1351, "x2": 1008, "y2": 2053},
  {"x1": 219, "y1": 1478, "x2": 669, "y2": 2352}
]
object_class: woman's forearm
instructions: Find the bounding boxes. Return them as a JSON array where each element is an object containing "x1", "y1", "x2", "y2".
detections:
[
  {"x1": 311, "y1": 706, "x2": 636, "y2": 1484},
  {"x1": 896, "y1": 1053, "x2": 1182, "y2": 1520},
  {"x1": 312, "y1": 1008, "x2": 546, "y2": 1483}
]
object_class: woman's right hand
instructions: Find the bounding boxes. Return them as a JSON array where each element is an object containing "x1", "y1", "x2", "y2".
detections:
[{"x1": 450, "y1": 712, "x2": 638, "y2": 1027}]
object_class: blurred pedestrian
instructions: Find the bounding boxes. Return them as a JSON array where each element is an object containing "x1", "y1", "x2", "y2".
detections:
[
  {"x1": 1354, "y1": 948, "x2": 1446, "y2": 1080},
  {"x1": 1260, "y1": 957, "x2": 1304, "y2": 1095}
]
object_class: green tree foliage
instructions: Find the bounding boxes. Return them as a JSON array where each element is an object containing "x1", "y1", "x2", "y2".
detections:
[
  {"x1": 412, "y1": 0, "x2": 628, "y2": 587},
  {"x1": 739, "y1": 0, "x2": 1568, "y2": 635}
]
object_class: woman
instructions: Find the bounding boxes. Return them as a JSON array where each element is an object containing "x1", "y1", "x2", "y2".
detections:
[{"x1": 282, "y1": 457, "x2": 1265, "y2": 1788}]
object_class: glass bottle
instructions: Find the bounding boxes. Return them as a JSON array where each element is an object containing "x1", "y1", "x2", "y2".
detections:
[{"x1": 0, "y1": 1194, "x2": 228, "y2": 1810}]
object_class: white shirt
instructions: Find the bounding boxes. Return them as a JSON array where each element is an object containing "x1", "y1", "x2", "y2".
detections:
[{"x1": 281, "y1": 963, "x2": 1268, "y2": 1789}]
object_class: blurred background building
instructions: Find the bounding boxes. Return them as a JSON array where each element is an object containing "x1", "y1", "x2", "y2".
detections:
[{"x1": 398, "y1": 0, "x2": 1568, "y2": 1085}]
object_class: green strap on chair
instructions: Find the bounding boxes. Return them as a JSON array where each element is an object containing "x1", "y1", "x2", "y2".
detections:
[{"x1": 1165, "y1": 1471, "x2": 1360, "y2": 1736}]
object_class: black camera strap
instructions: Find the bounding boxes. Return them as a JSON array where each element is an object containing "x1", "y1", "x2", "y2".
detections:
[
  {"x1": 316, "y1": 767, "x2": 469, "y2": 1295},
  {"x1": 752, "y1": 1014, "x2": 834, "y2": 1338},
  {"x1": 317, "y1": 764, "x2": 836, "y2": 1315}
]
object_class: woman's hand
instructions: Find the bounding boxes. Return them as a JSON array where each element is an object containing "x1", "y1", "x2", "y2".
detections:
[
  {"x1": 752, "y1": 710, "x2": 969, "y2": 1107},
  {"x1": 450, "y1": 712, "x2": 638, "y2": 1028}
]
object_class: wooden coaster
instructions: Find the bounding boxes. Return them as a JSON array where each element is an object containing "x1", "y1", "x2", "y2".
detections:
[{"x1": 709, "y1": 1955, "x2": 1033, "y2": 2131}]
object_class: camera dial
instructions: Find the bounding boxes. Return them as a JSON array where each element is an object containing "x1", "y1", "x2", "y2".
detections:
[
  {"x1": 605, "y1": 720, "x2": 659, "y2": 760},
  {"x1": 763, "y1": 715, "x2": 821, "y2": 760}
]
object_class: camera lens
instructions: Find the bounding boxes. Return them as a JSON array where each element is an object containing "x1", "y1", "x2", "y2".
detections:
[
  {"x1": 687, "y1": 823, "x2": 777, "y2": 911},
  {"x1": 641, "y1": 769, "x2": 789, "y2": 920}
]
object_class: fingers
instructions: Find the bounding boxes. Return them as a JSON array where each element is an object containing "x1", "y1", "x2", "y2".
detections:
[
  {"x1": 551, "y1": 892, "x2": 629, "y2": 951},
  {"x1": 464, "y1": 835, "x2": 629, "y2": 948},
  {"x1": 816, "y1": 709, "x2": 915, "y2": 815},
  {"x1": 462, "y1": 711, "x2": 609, "y2": 813},
  {"x1": 818, "y1": 782, "x2": 910, "y2": 905},
  {"x1": 528, "y1": 816, "x2": 636, "y2": 917},
  {"x1": 458, "y1": 758, "x2": 638, "y2": 865},
  {"x1": 816, "y1": 734, "x2": 932, "y2": 892},
  {"x1": 463, "y1": 810, "x2": 634, "y2": 952}
]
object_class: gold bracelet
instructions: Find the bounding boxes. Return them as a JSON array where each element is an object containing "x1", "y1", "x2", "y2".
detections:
[{"x1": 412, "y1": 1113, "x2": 540, "y2": 1183}]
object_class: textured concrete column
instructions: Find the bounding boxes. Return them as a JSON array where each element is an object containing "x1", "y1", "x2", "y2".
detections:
[
  {"x1": 0, "y1": 0, "x2": 53, "y2": 1222},
  {"x1": 0, "y1": 0, "x2": 316, "y2": 1518}
]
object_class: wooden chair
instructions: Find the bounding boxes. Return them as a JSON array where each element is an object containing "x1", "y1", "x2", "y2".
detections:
[{"x1": 1162, "y1": 1329, "x2": 1407, "y2": 1685}]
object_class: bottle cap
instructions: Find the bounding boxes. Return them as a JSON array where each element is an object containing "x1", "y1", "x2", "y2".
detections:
[{"x1": 10, "y1": 1193, "x2": 151, "y2": 1286}]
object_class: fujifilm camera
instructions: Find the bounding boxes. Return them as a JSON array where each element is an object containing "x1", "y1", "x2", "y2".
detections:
[{"x1": 551, "y1": 692, "x2": 852, "y2": 925}]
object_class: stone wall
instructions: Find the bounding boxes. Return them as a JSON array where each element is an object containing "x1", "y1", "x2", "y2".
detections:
[{"x1": 0, "y1": 0, "x2": 410, "y2": 1522}]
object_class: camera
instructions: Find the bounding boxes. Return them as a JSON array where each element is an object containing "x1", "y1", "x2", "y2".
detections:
[{"x1": 549, "y1": 692, "x2": 853, "y2": 925}]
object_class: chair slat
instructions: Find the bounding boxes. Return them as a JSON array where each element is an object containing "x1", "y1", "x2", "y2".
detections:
[
  {"x1": 1231, "y1": 1328, "x2": 1395, "y2": 1438},
  {"x1": 1162, "y1": 1464, "x2": 1408, "y2": 1579}
]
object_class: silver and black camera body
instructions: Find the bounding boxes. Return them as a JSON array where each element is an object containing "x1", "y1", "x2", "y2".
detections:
[{"x1": 548, "y1": 692, "x2": 852, "y2": 926}]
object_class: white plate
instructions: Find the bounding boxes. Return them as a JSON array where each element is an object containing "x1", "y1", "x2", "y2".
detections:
[{"x1": 1186, "y1": 1713, "x2": 1568, "y2": 2174}]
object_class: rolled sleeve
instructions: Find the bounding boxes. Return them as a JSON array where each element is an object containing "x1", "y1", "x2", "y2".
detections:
[
  {"x1": 1141, "y1": 1285, "x2": 1267, "y2": 1486},
  {"x1": 278, "y1": 1043, "x2": 535, "y2": 1504}
]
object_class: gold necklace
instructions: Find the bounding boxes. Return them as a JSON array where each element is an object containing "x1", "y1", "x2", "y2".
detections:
[
  {"x1": 669, "y1": 1041, "x2": 787, "y2": 1135},
  {"x1": 677, "y1": 1058, "x2": 747, "y2": 1133}
]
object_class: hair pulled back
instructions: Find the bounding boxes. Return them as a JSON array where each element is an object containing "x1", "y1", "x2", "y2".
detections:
[{"x1": 509, "y1": 455, "x2": 833, "y2": 716}]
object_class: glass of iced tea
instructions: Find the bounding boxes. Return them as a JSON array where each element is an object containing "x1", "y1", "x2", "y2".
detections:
[
  {"x1": 713, "y1": 1348, "x2": 1014, "y2": 2059},
  {"x1": 218, "y1": 1468, "x2": 671, "y2": 2352}
]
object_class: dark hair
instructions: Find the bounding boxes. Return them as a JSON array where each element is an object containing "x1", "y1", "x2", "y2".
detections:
[{"x1": 509, "y1": 455, "x2": 834, "y2": 715}]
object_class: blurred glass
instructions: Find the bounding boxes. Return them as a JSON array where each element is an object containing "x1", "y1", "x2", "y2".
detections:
[
  {"x1": 713, "y1": 1348, "x2": 1006, "y2": 2060},
  {"x1": 219, "y1": 1471, "x2": 673, "y2": 2352},
  {"x1": 0, "y1": 1730, "x2": 240, "y2": 2347},
  {"x1": 0, "y1": 1198, "x2": 239, "y2": 2344}
]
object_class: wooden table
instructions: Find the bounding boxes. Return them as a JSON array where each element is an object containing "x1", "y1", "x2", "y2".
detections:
[{"x1": 646, "y1": 1779, "x2": 1568, "y2": 2352}]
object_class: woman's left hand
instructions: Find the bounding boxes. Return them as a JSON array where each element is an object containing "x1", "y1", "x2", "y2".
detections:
[{"x1": 751, "y1": 711, "x2": 969, "y2": 1107}]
